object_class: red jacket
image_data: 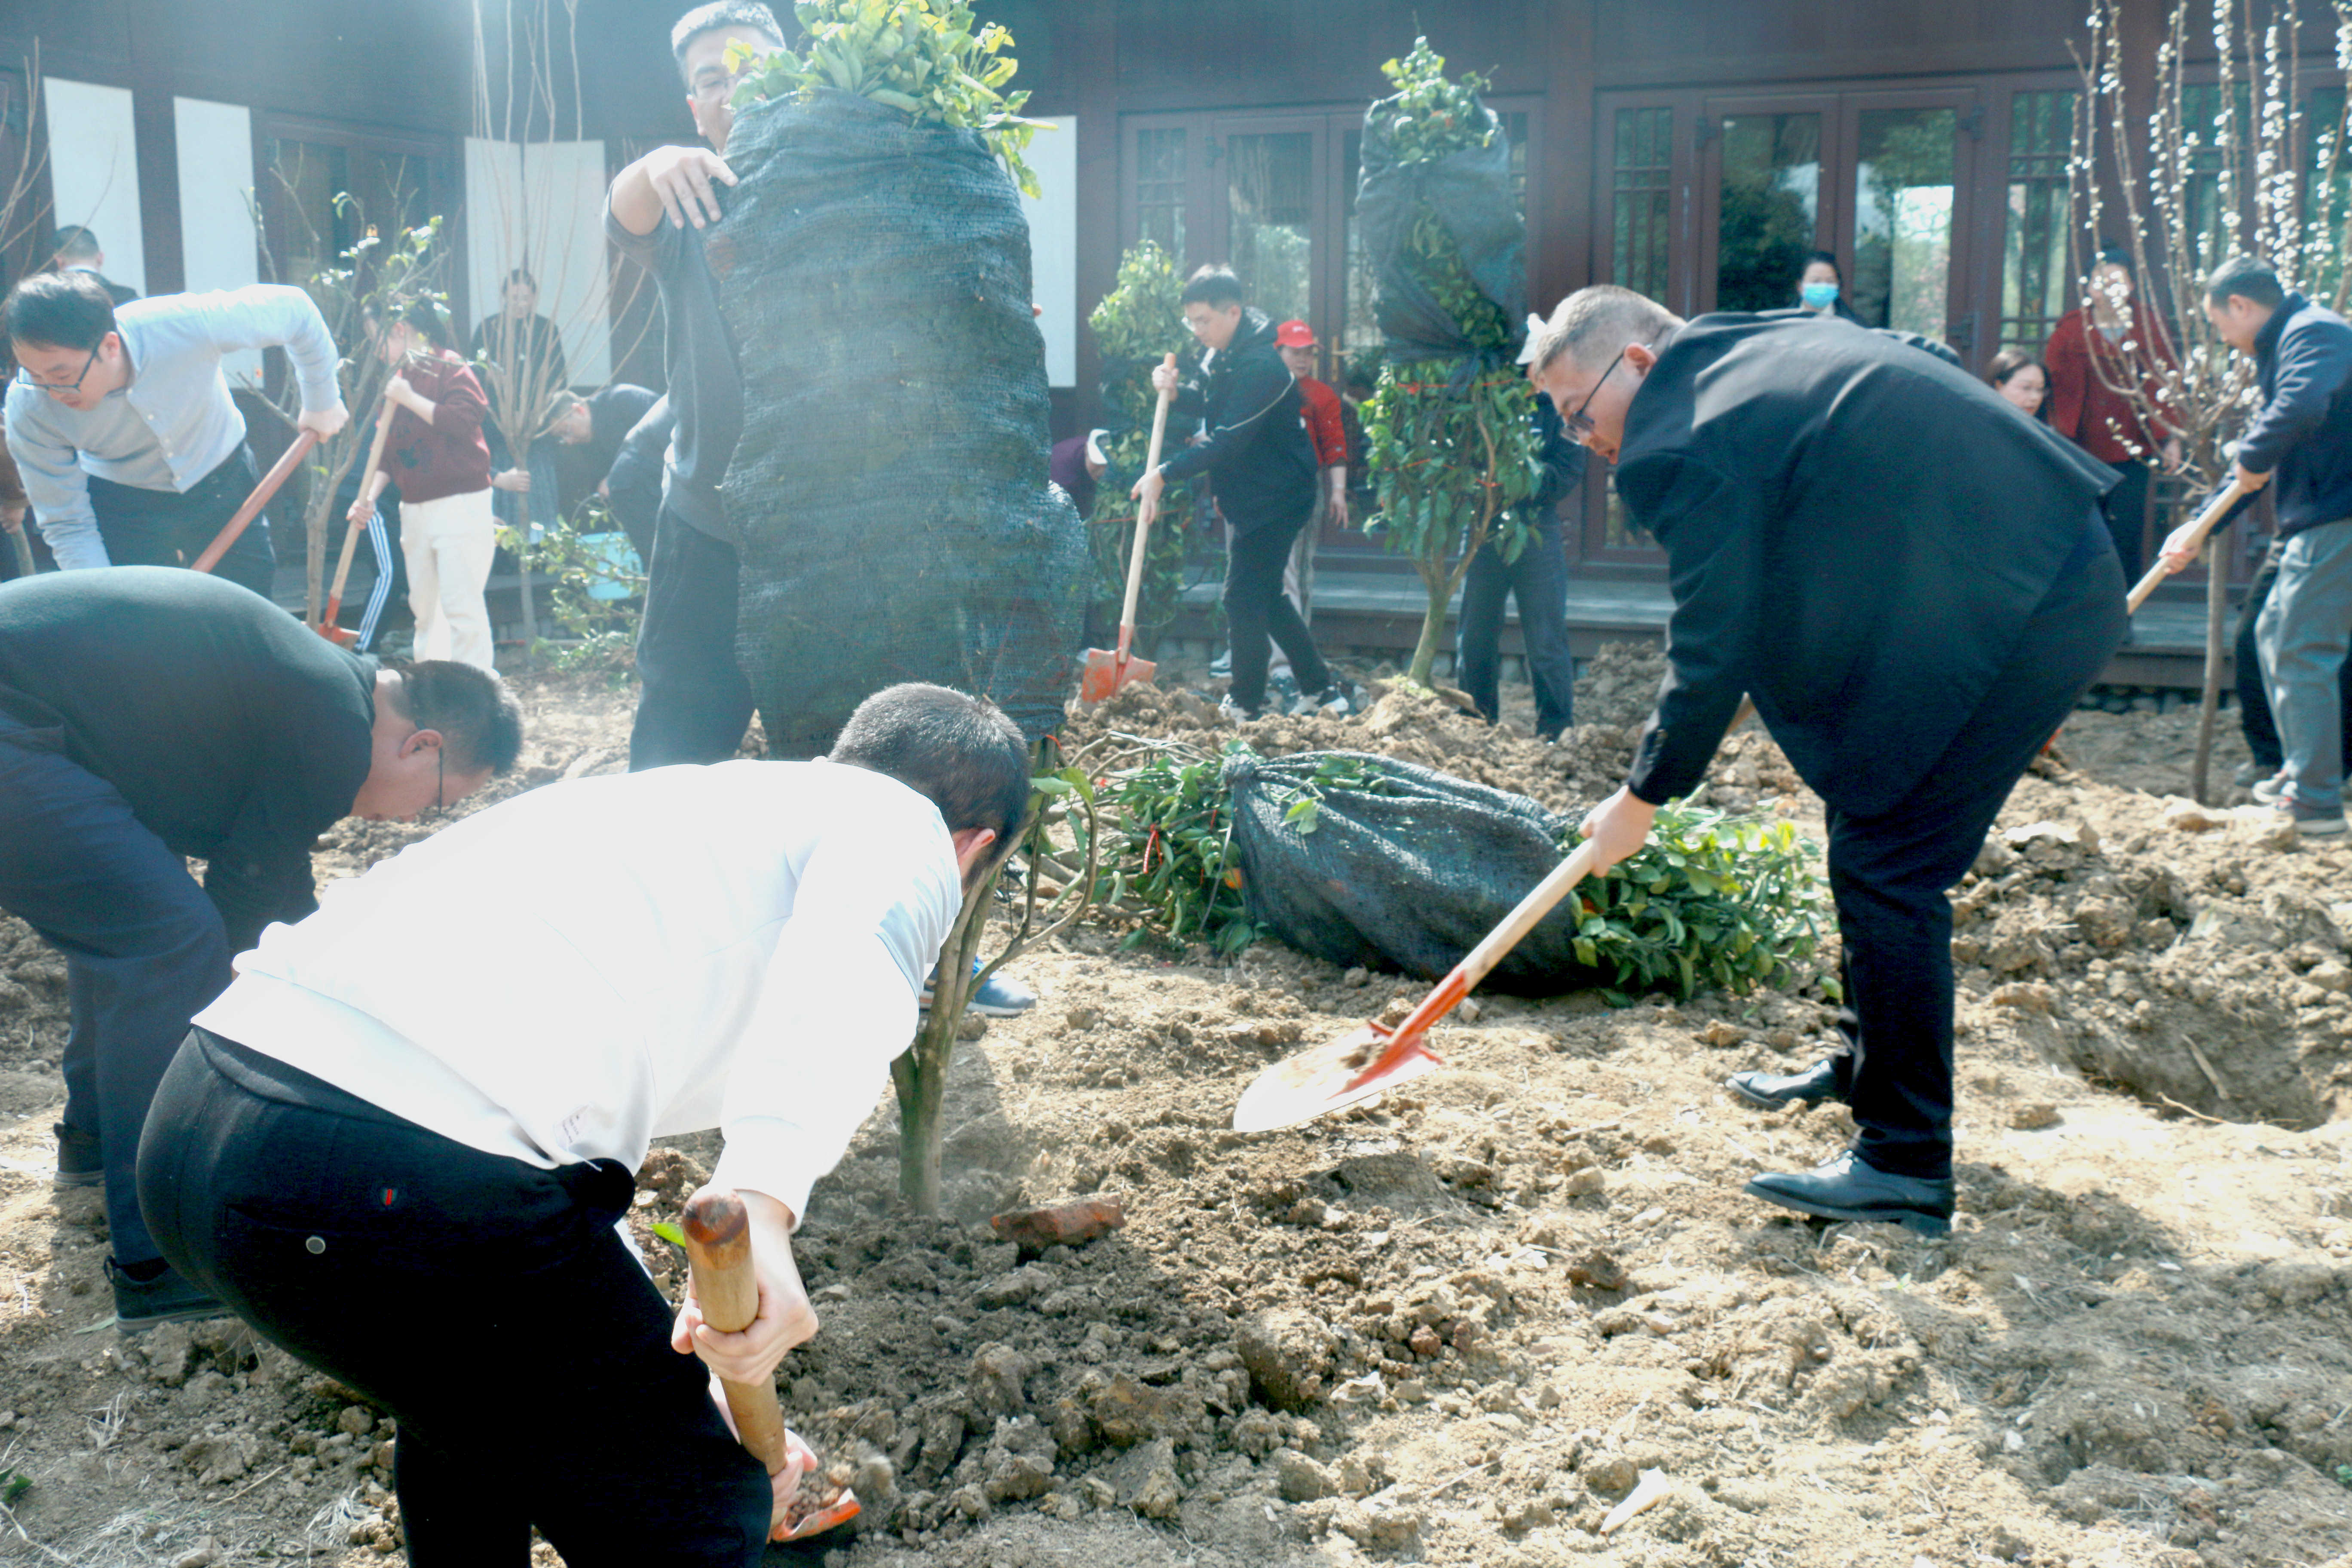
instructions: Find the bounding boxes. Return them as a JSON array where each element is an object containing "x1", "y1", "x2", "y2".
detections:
[
  {"x1": 2044, "y1": 304, "x2": 2180, "y2": 465},
  {"x1": 1298, "y1": 377, "x2": 1347, "y2": 470},
  {"x1": 381, "y1": 352, "x2": 493, "y2": 505}
]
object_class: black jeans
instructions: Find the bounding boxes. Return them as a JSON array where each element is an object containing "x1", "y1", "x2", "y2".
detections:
[
  {"x1": 138, "y1": 1029, "x2": 772, "y2": 1568},
  {"x1": 1225, "y1": 514, "x2": 1331, "y2": 714},
  {"x1": 1825, "y1": 523, "x2": 2125, "y2": 1179},
  {"x1": 1455, "y1": 517, "x2": 1576, "y2": 740},
  {"x1": 86, "y1": 444, "x2": 277, "y2": 599},
  {"x1": 0, "y1": 717, "x2": 231, "y2": 1267},
  {"x1": 2100, "y1": 459, "x2": 2152, "y2": 589},
  {"x1": 631, "y1": 506, "x2": 753, "y2": 770},
  {"x1": 2235, "y1": 536, "x2": 2352, "y2": 774}
]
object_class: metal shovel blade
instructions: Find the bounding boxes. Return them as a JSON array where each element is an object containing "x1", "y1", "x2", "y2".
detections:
[
  {"x1": 1231, "y1": 1021, "x2": 1448, "y2": 1133},
  {"x1": 1078, "y1": 646, "x2": 1156, "y2": 705},
  {"x1": 778, "y1": 1486, "x2": 861, "y2": 1543}
]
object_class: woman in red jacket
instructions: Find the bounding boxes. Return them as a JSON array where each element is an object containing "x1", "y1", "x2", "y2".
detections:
[
  {"x1": 2043, "y1": 247, "x2": 2183, "y2": 587},
  {"x1": 349, "y1": 300, "x2": 498, "y2": 671}
]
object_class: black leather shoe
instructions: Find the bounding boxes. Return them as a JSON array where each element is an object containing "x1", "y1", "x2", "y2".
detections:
[
  {"x1": 1725, "y1": 1058, "x2": 1842, "y2": 1110},
  {"x1": 53, "y1": 1122, "x2": 102, "y2": 1188},
  {"x1": 1743, "y1": 1151, "x2": 1954, "y2": 1237},
  {"x1": 107, "y1": 1258, "x2": 231, "y2": 1334}
]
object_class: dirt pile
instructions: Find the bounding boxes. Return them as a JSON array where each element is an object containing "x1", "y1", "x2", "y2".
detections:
[{"x1": 11, "y1": 669, "x2": 2352, "y2": 1567}]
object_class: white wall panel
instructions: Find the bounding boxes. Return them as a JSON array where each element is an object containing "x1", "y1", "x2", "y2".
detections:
[
  {"x1": 464, "y1": 135, "x2": 609, "y2": 392},
  {"x1": 43, "y1": 79, "x2": 144, "y2": 294},
  {"x1": 1019, "y1": 116, "x2": 1078, "y2": 389},
  {"x1": 174, "y1": 97, "x2": 260, "y2": 380}
]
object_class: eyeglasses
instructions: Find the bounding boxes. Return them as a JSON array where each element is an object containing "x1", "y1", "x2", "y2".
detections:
[
  {"x1": 13, "y1": 345, "x2": 101, "y2": 396},
  {"x1": 1564, "y1": 346, "x2": 1630, "y2": 446}
]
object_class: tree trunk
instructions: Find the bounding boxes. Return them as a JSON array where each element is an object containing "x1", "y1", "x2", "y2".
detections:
[
  {"x1": 511, "y1": 438, "x2": 539, "y2": 668},
  {"x1": 1406, "y1": 554, "x2": 1452, "y2": 686},
  {"x1": 306, "y1": 495, "x2": 327, "y2": 627},
  {"x1": 893, "y1": 865, "x2": 991, "y2": 1214},
  {"x1": 2192, "y1": 539, "x2": 2230, "y2": 804}
]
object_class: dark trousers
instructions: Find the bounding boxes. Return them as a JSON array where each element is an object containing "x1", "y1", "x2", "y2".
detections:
[
  {"x1": 138, "y1": 1030, "x2": 773, "y2": 1568},
  {"x1": 2235, "y1": 536, "x2": 2352, "y2": 773},
  {"x1": 0, "y1": 720, "x2": 231, "y2": 1265},
  {"x1": 86, "y1": 444, "x2": 277, "y2": 600},
  {"x1": 631, "y1": 507, "x2": 753, "y2": 770},
  {"x1": 2099, "y1": 459, "x2": 2151, "y2": 588},
  {"x1": 1456, "y1": 517, "x2": 1576, "y2": 740},
  {"x1": 1821, "y1": 527, "x2": 2126, "y2": 1179},
  {"x1": 1225, "y1": 514, "x2": 1332, "y2": 714}
]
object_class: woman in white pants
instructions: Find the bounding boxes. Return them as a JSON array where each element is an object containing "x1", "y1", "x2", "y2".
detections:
[{"x1": 349, "y1": 300, "x2": 499, "y2": 671}]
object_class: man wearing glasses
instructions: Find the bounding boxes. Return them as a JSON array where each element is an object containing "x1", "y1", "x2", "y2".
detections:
[
  {"x1": 2, "y1": 270, "x2": 348, "y2": 598},
  {"x1": 0, "y1": 566, "x2": 520, "y2": 1330},
  {"x1": 600, "y1": 0, "x2": 783, "y2": 773},
  {"x1": 1529, "y1": 285, "x2": 2125, "y2": 1237}
]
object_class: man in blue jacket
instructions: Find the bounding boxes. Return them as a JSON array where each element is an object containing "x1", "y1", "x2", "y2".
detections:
[{"x1": 2166, "y1": 255, "x2": 2352, "y2": 836}]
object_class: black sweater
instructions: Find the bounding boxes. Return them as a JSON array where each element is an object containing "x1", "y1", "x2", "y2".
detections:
[
  {"x1": 1158, "y1": 310, "x2": 1318, "y2": 535},
  {"x1": 0, "y1": 569, "x2": 374, "y2": 951}
]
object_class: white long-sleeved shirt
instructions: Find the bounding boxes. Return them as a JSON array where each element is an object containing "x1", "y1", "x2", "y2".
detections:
[
  {"x1": 193, "y1": 760, "x2": 963, "y2": 1224},
  {"x1": 3, "y1": 285, "x2": 344, "y2": 569}
]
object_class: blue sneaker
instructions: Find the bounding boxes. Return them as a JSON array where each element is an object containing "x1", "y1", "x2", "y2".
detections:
[{"x1": 920, "y1": 959, "x2": 1037, "y2": 1017}]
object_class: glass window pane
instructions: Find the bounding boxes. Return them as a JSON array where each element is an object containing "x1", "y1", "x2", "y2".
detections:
[
  {"x1": 1135, "y1": 128, "x2": 1186, "y2": 258},
  {"x1": 1715, "y1": 113, "x2": 1821, "y2": 312},
  {"x1": 2001, "y1": 89, "x2": 2075, "y2": 351},
  {"x1": 1853, "y1": 107, "x2": 1956, "y2": 337},
  {"x1": 1612, "y1": 107, "x2": 1672, "y2": 298},
  {"x1": 1342, "y1": 130, "x2": 1377, "y2": 361},
  {"x1": 1225, "y1": 131, "x2": 1314, "y2": 328}
]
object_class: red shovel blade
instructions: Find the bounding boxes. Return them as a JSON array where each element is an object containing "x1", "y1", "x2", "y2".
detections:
[
  {"x1": 1078, "y1": 646, "x2": 1157, "y2": 704},
  {"x1": 1231, "y1": 1020, "x2": 1448, "y2": 1133},
  {"x1": 777, "y1": 1486, "x2": 860, "y2": 1543}
]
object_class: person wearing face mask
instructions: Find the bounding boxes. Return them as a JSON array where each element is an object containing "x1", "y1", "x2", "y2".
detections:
[
  {"x1": 1987, "y1": 348, "x2": 2052, "y2": 422},
  {"x1": 1796, "y1": 251, "x2": 1862, "y2": 324},
  {"x1": 2044, "y1": 246, "x2": 2184, "y2": 587},
  {"x1": 1527, "y1": 285, "x2": 2123, "y2": 1237}
]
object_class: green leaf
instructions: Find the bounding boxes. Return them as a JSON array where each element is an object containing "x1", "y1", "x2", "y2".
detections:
[{"x1": 648, "y1": 1221, "x2": 686, "y2": 1248}]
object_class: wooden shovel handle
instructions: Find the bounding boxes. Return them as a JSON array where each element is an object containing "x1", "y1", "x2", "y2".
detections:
[
  {"x1": 1115, "y1": 353, "x2": 1181, "y2": 656},
  {"x1": 680, "y1": 1186, "x2": 791, "y2": 1476},
  {"x1": 190, "y1": 430, "x2": 318, "y2": 575},
  {"x1": 2125, "y1": 475, "x2": 2253, "y2": 614}
]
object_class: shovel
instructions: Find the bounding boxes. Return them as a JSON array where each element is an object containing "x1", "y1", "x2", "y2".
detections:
[
  {"x1": 1079, "y1": 352, "x2": 1178, "y2": 704},
  {"x1": 2125, "y1": 475, "x2": 2255, "y2": 613},
  {"x1": 680, "y1": 1186, "x2": 860, "y2": 1543},
  {"x1": 190, "y1": 429, "x2": 318, "y2": 576},
  {"x1": 1234, "y1": 839, "x2": 1605, "y2": 1133},
  {"x1": 316, "y1": 400, "x2": 398, "y2": 646}
]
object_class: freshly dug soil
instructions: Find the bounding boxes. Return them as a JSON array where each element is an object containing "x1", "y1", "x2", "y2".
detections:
[{"x1": 6, "y1": 665, "x2": 2352, "y2": 1568}]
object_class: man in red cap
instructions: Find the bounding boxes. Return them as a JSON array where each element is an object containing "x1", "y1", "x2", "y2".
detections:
[{"x1": 1276, "y1": 320, "x2": 1350, "y2": 632}]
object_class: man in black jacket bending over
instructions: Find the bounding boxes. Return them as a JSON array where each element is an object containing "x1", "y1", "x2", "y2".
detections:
[
  {"x1": 1532, "y1": 286, "x2": 2125, "y2": 1235},
  {"x1": 1132, "y1": 266, "x2": 1349, "y2": 722},
  {"x1": 0, "y1": 569, "x2": 521, "y2": 1327}
]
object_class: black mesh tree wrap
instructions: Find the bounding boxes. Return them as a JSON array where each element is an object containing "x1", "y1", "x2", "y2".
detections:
[
  {"x1": 1354, "y1": 102, "x2": 1526, "y2": 365},
  {"x1": 1223, "y1": 751, "x2": 1605, "y2": 995},
  {"x1": 712, "y1": 90, "x2": 1087, "y2": 756}
]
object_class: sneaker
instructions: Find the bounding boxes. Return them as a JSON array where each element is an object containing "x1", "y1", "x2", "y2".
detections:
[
  {"x1": 1208, "y1": 649, "x2": 1232, "y2": 678},
  {"x1": 1268, "y1": 671, "x2": 1302, "y2": 711},
  {"x1": 53, "y1": 1122, "x2": 101, "y2": 1188},
  {"x1": 107, "y1": 1258, "x2": 230, "y2": 1334},
  {"x1": 2252, "y1": 772, "x2": 2291, "y2": 804},
  {"x1": 918, "y1": 959, "x2": 1038, "y2": 1017},
  {"x1": 1218, "y1": 695, "x2": 1262, "y2": 724},
  {"x1": 2276, "y1": 789, "x2": 2350, "y2": 836},
  {"x1": 1292, "y1": 684, "x2": 1354, "y2": 719}
]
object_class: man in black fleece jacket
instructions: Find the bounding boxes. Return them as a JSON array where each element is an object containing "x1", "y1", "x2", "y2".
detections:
[
  {"x1": 2167, "y1": 254, "x2": 2352, "y2": 835},
  {"x1": 1131, "y1": 266, "x2": 1347, "y2": 720}
]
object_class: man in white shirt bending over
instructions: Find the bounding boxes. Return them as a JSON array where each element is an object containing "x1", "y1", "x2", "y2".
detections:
[
  {"x1": 135, "y1": 681, "x2": 1028, "y2": 1563},
  {"x1": 3, "y1": 270, "x2": 348, "y2": 597}
]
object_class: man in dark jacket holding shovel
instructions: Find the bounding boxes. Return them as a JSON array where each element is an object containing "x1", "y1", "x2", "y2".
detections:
[
  {"x1": 1133, "y1": 266, "x2": 1350, "y2": 722},
  {"x1": 0, "y1": 568, "x2": 519, "y2": 1328},
  {"x1": 1533, "y1": 286, "x2": 2125, "y2": 1236}
]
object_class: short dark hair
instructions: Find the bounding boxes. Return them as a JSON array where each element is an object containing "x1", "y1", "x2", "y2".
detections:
[
  {"x1": 830, "y1": 683, "x2": 1031, "y2": 843},
  {"x1": 1801, "y1": 249, "x2": 1841, "y2": 283},
  {"x1": 2093, "y1": 243, "x2": 2135, "y2": 281},
  {"x1": 4, "y1": 270, "x2": 116, "y2": 352},
  {"x1": 371, "y1": 295, "x2": 454, "y2": 352},
  {"x1": 47, "y1": 225, "x2": 101, "y2": 264},
  {"x1": 1181, "y1": 265, "x2": 1246, "y2": 310},
  {"x1": 383, "y1": 659, "x2": 524, "y2": 776},
  {"x1": 671, "y1": 1, "x2": 784, "y2": 83},
  {"x1": 1985, "y1": 346, "x2": 2047, "y2": 391},
  {"x1": 2206, "y1": 253, "x2": 2286, "y2": 310},
  {"x1": 502, "y1": 268, "x2": 538, "y2": 293}
]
